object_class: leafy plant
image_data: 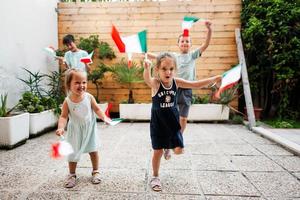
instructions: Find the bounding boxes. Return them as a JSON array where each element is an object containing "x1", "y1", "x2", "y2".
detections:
[
  {"x1": 109, "y1": 59, "x2": 143, "y2": 103},
  {"x1": 98, "y1": 41, "x2": 116, "y2": 60},
  {"x1": 18, "y1": 68, "x2": 46, "y2": 97},
  {"x1": 217, "y1": 85, "x2": 239, "y2": 105},
  {"x1": 88, "y1": 63, "x2": 110, "y2": 102},
  {"x1": 192, "y1": 94, "x2": 210, "y2": 104},
  {"x1": 78, "y1": 35, "x2": 100, "y2": 55},
  {"x1": 241, "y1": 0, "x2": 300, "y2": 119}
]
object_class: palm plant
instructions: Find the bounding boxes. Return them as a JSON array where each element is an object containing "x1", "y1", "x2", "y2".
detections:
[{"x1": 109, "y1": 59, "x2": 144, "y2": 103}]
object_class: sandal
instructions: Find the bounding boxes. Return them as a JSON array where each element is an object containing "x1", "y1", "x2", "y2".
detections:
[
  {"x1": 163, "y1": 149, "x2": 171, "y2": 160},
  {"x1": 64, "y1": 174, "x2": 77, "y2": 188},
  {"x1": 150, "y1": 176, "x2": 162, "y2": 192},
  {"x1": 91, "y1": 171, "x2": 101, "y2": 184}
]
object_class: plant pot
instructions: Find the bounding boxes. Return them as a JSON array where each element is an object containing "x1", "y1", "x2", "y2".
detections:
[
  {"x1": 0, "y1": 112, "x2": 29, "y2": 149},
  {"x1": 119, "y1": 103, "x2": 151, "y2": 120},
  {"x1": 29, "y1": 110, "x2": 58, "y2": 137},
  {"x1": 244, "y1": 107, "x2": 263, "y2": 120},
  {"x1": 188, "y1": 104, "x2": 230, "y2": 121}
]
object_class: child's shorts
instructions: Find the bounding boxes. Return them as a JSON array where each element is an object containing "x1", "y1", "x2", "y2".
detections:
[{"x1": 177, "y1": 88, "x2": 192, "y2": 118}]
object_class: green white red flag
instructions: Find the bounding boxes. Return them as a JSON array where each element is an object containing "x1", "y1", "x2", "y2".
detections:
[{"x1": 215, "y1": 64, "x2": 241, "y2": 98}]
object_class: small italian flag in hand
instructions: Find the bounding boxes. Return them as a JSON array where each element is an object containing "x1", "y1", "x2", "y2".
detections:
[{"x1": 51, "y1": 135, "x2": 74, "y2": 159}]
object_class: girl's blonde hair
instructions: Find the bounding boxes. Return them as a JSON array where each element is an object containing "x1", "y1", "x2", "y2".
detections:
[
  {"x1": 156, "y1": 52, "x2": 177, "y2": 69},
  {"x1": 64, "y1": 68, "x2": 87, "y2": 92}
]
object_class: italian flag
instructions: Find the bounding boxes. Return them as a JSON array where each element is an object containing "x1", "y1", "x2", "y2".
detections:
[
  {"x1": 111, "y1": 25, "x2": 147, "y2": 54},
  {"x1": 80, "y1": 51, "x2": 94, "y2": 64},
  {"x1": 215, "y1": 64, "x2": 241, "y2": 98},
  {"x1": 51, "y1": 135, "x2": 73, "y2": 159},
  {"x1": 182, "y1": 16, "x2": 204, "y2": 37}
]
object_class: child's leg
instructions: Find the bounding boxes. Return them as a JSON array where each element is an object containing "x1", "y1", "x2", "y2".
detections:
[
  {"x1": 180, "y1": 116, "x2": 188, "y2": 133},
  {"x1": 152, "y1": 149, "x2": 163, "y2": 177},
  {"x1": 68, "y1": 162, "x2": 77, "y2": 174},
  {"x1": 65, "y1": 162, "x2": 77, "y2": 188},
  {"x1": 173, "y1": 147, "x2": 184, "y2": 155},
  {"x1": 89, "y1": 151, "x2": 99, "y2": 171},
  {"x1": 89, "y1": 151, "x2": 101, "y2": 184}
]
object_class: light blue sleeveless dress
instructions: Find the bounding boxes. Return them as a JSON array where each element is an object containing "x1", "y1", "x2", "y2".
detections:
[{"x1": 66, "y1": 93, "x2": 99, "y2": 162}]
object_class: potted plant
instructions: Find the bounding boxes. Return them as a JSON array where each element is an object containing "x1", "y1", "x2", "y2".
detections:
[
  {"x1": 109, "y1": 59, "x2": 151, "y2": 120},
  {"x1": 17, "y1": 68, "x2": 59, "y2": 137},
  {"x1": 0, "y1": 93, "x2": 29, "y2": 149}
]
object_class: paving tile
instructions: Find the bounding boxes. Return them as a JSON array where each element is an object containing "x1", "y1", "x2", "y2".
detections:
[
  {"x1": 88, "y1": 192, "x2": 145, "y2": 200},
  {"x1": 217, "y1": 144, "x2": 263, "y2": 156},
  {"x1": 149, "y1": 170, "x2": 202, "y2": 195},
  {"x1": 192, "y1": 155, "x2": 237, "y2": 171},
  {"x1": 230, "y1": 156, "x2": 284, "y2": 172},
  {"x1": 146, "y1": 193, "x2": 205, "y2": 200},
  {"x1": 244, "y1": 171, "x2": 300, "y2": 198},
  {"x1": 26, "y1": 191, "x2": 90, "y2": 200},
  {"x1": 252, "y1": 144, "x2": 293, "y2": 156},
  {"x1": 206, "y1": 196, "x2": 264, "y2": 200},
  {"x1": 0, "y1": 191, "x2": 26, "y2": 200},
  {"x1": 270, "y1": 156, "x2": 300, "y2": 172},
  {"x1": 196, "y1": 171, "x2": 260, "y2": 196}
]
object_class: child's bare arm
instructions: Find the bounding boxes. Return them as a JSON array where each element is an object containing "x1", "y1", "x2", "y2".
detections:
[
  {"x1": 199, "y1": 21, "x2": 212, "y2": 53},
  {"x1": 176, "y1": 75, "x2": 221, "y2": 89},
  {"x1": 90, "y1": 95, "x2": 111, "y2": 123},
  {"x1": 143, "y1": 59, "x2": 158, "y2": 89},
  {"x1": 56, "y1": 100, "x2": 69, "y2": 136}
]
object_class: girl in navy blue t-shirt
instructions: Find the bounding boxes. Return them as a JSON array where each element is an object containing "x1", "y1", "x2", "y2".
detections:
[{"x1": 143, "y1": 52, "x2": 221, "y2": 192}]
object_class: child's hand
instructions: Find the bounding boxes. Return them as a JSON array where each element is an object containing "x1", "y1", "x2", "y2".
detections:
[
  {"x1": 205, "y1": 20, "x2": 212, "y2": 29},
  {"x1": 56, "y1": 128, "x2": 64, "y2": 136},
  {"x1": 103, "y1": 116, "x2": 112, "y2": 124},
  {"x1": 143, "y1": 59, "x2": 152, "y2": 69},
  {"x1": 214, "y1": 75, "x2": 222, "y2": 83}
]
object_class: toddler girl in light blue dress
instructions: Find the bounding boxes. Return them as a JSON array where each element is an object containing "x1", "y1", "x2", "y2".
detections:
[{"x1": 56, "y1": 69, "x2": 111, "y2": 188}]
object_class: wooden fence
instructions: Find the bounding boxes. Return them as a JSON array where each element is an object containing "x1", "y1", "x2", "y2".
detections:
[{"x1": 58, "y1": 0, "x2": 241, "y2": 112}]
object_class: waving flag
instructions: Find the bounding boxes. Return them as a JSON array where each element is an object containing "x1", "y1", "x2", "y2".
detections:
[
  {"x1": 51, "y1": 135, "x2": 73, "y2": 159},
  {"x1": 215, "y1": 64, "x2": 241, "y2": 98},
  {"x1": 80, "y1": 51, "x2": 94, "y2": 64},
  {"x1": 111, "y1": 25, "x2": 147, "y2": 67},
  {"x1": 44, "y1": 46, "x2": 58, "y2": 58},
  {"x1": 182, "y1": 16, "x2": 206, "y2": 37}
]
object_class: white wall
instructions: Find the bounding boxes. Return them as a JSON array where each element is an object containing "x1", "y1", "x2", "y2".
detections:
[{"x1": 0, "y1": 0, "x2": 59, "y2": 108}]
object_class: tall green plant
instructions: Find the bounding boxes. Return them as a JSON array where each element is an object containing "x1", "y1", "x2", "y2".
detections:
[
  {"x1": 18, "y1": 68, "x2": 46, "y2": 98},
  {"x1": 109, "y1": 59, "x2": 143, "y2": 103},
  {"x1": 78, "y1": 35, "x2": 100, "y2": 55},
  {"x1": 241, "y1": 0, "x2": 300, "y2": 119}
]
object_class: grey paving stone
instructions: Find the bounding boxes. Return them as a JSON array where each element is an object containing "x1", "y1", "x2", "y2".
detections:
[
  {"x1": 160, "y1": 153, "x2": 193, "y2": 170},
  {"x1": 230, "y1": 156, "x2": 284, "y2": 172},
  {"x1": 269, "y1": 156, "x2": 300, "y2": 172},
  {"x1": 149, "y1": 170, "x2": 202, "y2": 195},
  {"x1": 217, "y1": 144, "x2": 263, "y2": 156},
  {"x1": 88, "y1": 192, "x2": 145, "y2": 200},
  {"x1": 38, "y1": 168, "x2": 147, "y2": 193},
  {"x1": 293, "y1": 172, "x2": 300, "y2": 179},
  {"x1": 188, "y1": 143, "x2": 221, "y2": 155},
  {"x1": 206, "y1": 196, "x2": 264, "y2": 200},
  {"x1": 196, "y1": 171, "x2": 260, "y2": 196},
  {"x1": 0, "y1": 191, "x2": 26, "y2": 200},
  {"x1": 26, "y1": 191, "x2": 90, "y2": 200},
  {"x1": 146, "y1": 193, "x2": 205, "y2": 200},
  {"x1": 0, "y1": 166, "x2": 53, "y2": 191},
  {"x1": 244, "y1": 171, "x2": 300, "y2": 198},
  {"x1": 192, "y1": 155, "x2": 237, "y2": 171},
  {"x1": 252, "y1": 144, "x2": 294, "y2": 156}
]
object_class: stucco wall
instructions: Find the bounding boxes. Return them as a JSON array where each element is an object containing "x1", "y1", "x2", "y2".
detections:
[{"x1": 0, "y1": 0, "x2": 59, "y2": 108}]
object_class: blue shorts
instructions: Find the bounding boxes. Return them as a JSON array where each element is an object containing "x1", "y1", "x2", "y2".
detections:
[{"x1": 177, "y1": 88, "x2": 192, "y2": 118}]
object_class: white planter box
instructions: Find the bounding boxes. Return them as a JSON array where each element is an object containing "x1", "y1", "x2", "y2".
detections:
[
  {"x1": 119, "y1": 103, "x2": 151, "y2": 120},
  {"x1": 0, "y1": 112, "x2": 29, "y2": 149},
  {"x1": 29, "y1": 110, "x2": 58, "y2": 137},
  {"x1": 188, "y1": 104, "x2": 229, "y2": 121}
]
